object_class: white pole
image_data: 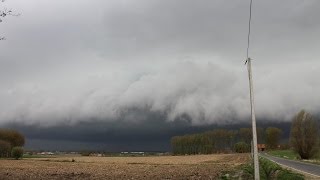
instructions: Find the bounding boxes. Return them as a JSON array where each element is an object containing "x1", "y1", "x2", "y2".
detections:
[
  {"x1": 246, "y1": 58, "x2": 260, "y2": 180},
  {"x1": 251, "y1": 140, "x2": 253, "y2": 158}
]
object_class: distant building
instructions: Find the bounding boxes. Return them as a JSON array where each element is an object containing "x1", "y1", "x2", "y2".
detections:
[
  {"x1": 257, "y1": 144, "x2": 266, "y2": 151},
  {"x1": 37, "y1": 152, "x2": 55, "y2": 155}
]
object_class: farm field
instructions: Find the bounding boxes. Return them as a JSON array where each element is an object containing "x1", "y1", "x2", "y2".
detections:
[{"x1": 0, "y1": 153, "x2": 249, "y2": 180}]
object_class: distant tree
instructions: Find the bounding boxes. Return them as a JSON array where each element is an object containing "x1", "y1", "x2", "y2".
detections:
[
  {"x1": 0, "y1": 129, "x2": 25, "y2": 147},
  {"x1": 206, "y1": 129, "x2": 236, "y2": 153},
  {"x1": 290, "y1": 110, "x2": 319, "y2": 159},
  {"x1": 257, "y1": 127, "x2": 265, "y2": 144},
  {"x1": 239, "y1": 128, "x2": 252, "y2": 144},
  {"x1": 170, "y1": 127, "x2": 284, "y2": 155},
  {"x1": 265, "y1": 127, "x2": 282, "y2": 149},
  {"x1": 11, "y1": 146, "x2": 23, "y2": 160},
  {"x1": 171, "y1": 132, "x2": 214, "y2": 155},
  {"x1": 238, "y1": 127, "x2": 265, "y2": 145},
  {"x1": 0, "y1": 140, "x2": 11, "y2": 158}
]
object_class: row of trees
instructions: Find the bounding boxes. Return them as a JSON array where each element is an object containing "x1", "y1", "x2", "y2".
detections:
[
  {"x1": 171, "y1": 110, "x2": 319, "y2": 160},
  {"x1": 171, "y1": 127, "x2": 283, "y2": 155},
  {"x1": 0, "y1": 129, "x2": 25, "y2": 159}
]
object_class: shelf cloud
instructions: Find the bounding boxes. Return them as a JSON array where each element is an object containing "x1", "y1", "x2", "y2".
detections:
[{"x1": 1, "y1": 0, "x2": 320, "y2": 127}]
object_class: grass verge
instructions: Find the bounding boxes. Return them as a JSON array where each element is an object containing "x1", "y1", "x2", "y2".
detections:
[
  {"x1": 268, "y1": 149, "x2": 320, "y2": 165},
  {"x1": 220, "y1": 156, "x2": 304, "y2": 180},
  {"x1": 267, "y1": 150, "x2": 298, "y2": 160}
]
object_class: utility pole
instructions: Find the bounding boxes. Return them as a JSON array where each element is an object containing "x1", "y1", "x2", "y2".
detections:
[{"x1": 246, "y1": 57, "x2": 260, "y2": 180}]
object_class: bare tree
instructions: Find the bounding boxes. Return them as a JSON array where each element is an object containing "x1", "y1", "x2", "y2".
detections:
[
  {"x1": 290, "y1": 110, "x2": 319, "y2": 159},
  {"x1": 1, "y1": 0, "x2": 20, "y2": 40}
]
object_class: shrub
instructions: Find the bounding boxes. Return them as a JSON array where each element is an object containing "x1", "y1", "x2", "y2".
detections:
[
  {"x1": 11, "y1": 146, "x2": 24, "y2": 160},
  {"x1": 277, "y1": 169, "x2": 304, "y2": 180},
  {"x1": 259, "y1": 157, "x2": 281, "y2": 179},
  {"x1": 242, "y1": 163, "x2": 254, "y2": 179},
  {"x1": 234, "y1": 142, "x2": 250, "y2": 153}
]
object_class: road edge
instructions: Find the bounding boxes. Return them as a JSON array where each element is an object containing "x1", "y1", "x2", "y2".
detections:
[{"x1": 260, "y1": 154, "x2": 320, "y2": 179}]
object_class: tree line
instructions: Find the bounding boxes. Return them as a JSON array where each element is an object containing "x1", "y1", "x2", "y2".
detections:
[
  {"x1": 171, "y1": 127, "x2": 282, "y2": 155},
  {"x1": 171, "y1": 110, "x2": 319, "y2": 160},
  {"x1": 0, "y1": 129, "x2": 25, "y2": 159}
]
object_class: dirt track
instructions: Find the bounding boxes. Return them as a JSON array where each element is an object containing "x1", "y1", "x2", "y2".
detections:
[{"x1": 0, "y1": 154, "x2": 249, "y2": 180}]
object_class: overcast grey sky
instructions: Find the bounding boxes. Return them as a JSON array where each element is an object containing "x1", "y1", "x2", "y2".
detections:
[{"x1": 1, "y1": 0, "x2": 320, "y2": 127}]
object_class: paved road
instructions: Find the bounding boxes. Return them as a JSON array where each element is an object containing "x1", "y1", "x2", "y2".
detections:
[{"x1": 260, "y1": 153, "x2": 320, "y2": 177}]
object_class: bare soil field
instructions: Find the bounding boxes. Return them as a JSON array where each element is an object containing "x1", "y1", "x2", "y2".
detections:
[{"x1": 0, "y1": 153, "x2": 249, "y2": 180}]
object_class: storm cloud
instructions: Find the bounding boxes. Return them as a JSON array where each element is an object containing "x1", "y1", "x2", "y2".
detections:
[{"x1": 1, "y1": 0, "x2": 320, "y2": 127}]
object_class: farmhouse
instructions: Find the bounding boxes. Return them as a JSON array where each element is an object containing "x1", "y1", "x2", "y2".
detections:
[{"x1": 257, "y1": 144, "x2": 266, "y2": 151}]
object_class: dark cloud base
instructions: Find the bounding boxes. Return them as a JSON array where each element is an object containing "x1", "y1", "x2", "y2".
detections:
[{"x1": 3, "y1": 117, "x2": 294, "y2": 152}]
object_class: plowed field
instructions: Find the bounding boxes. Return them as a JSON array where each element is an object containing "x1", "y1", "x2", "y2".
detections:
[{"x1": 0, "y1": 153, "x2": 249, "y2": 180}]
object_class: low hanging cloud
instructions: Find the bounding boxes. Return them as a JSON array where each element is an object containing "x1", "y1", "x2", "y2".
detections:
[
  {"x1": 1, "y1": 61, "x2": 319, "y2": 126},
  {"x1": 0, "y1": 62, "x2": 243, "y2": 125}
]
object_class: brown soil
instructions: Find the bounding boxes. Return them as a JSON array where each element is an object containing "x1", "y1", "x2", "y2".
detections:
[{"x1": 0, "y1": 153, "x2": 249, "y2": 180}]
